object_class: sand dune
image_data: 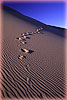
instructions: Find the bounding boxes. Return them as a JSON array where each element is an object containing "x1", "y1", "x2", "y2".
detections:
[{"x1": 0, "y1": 5, "x2": 66, "y2": 100}]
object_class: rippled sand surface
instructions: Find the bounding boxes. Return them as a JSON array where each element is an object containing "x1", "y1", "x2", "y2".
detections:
[{"x1": 0, "y1": 5, "x2": 66, "y2": 100}]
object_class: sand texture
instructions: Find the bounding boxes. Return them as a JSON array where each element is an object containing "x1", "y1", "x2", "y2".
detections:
[{"x1": 0, "y1": 5, "x2": 66, "y2": 100}]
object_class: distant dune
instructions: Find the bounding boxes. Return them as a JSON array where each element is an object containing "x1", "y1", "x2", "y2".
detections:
[{"x1": 0, "y1": 5, "x2": 66, "y2": 100}]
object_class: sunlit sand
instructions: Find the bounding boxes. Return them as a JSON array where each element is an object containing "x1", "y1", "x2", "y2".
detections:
[{"x1": 0, "y1": 5, "x2": 66, "y2": 100}]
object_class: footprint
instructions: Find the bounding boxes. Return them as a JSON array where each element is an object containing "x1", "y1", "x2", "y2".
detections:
[
  {"x1": 26, "y1": 32, "x2": 33, "y2": 35},
  {"x1": 26, "y1": 37, "x2": 30, "y2": 39},
  {"x1": 16, "y1": 37, "x2": 22, "y2": 41},
  {"x1": 37, "y1": 31, "x2": 40, "y2": 34},
  {"x1": 22, "y1": 36, "x2": 30, "y2": 39},
  {"x1": 20, "y1": 41, "x2": 27, "y2": 44},
  {"x1": 21, "y1": 49, "x2": 29, "y2": 53},
  {"x1": 18, "y1": 55, "x2": 26, "y2": 60},
  {"x1": 23, "y1": 36, "x2": 27, "y2": 39},
  {"x1": 22, "y1": 38, "x2": 26, "y2": 41},
  {"x1": 21, "y1": 49, "x2": 34, "y2": 54}
]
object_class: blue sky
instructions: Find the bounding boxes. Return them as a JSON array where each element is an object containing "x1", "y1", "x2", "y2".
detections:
[{"x1": 3, "y1": 2, "x2": 66, "y2": 28}]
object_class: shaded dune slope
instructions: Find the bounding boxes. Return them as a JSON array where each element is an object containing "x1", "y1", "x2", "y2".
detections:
[
  {"x1": 1, "y1": 5, "x2": 66, "y2": 99},
  {"x1": 3, "y1": 5, "x2": 65, "y2": 37}
]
